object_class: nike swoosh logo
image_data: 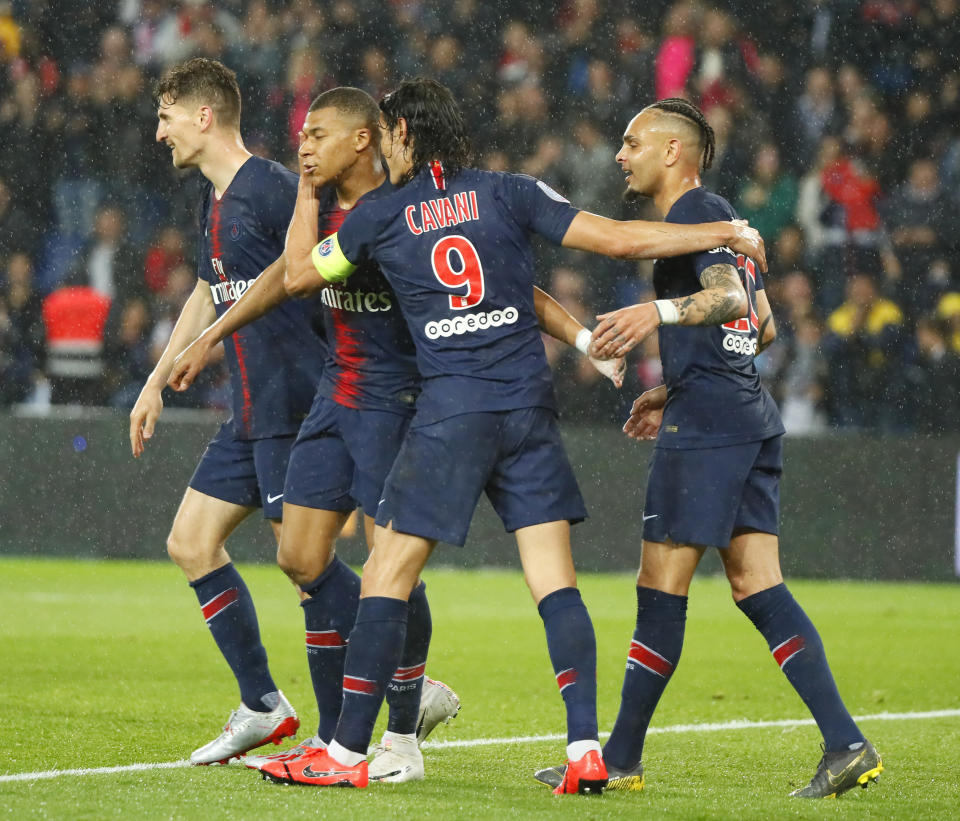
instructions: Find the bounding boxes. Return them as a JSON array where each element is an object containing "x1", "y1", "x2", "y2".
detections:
[
  {"x1": 826, "y1": 750, "x2": 866, "y2": 787},
  {"x1": 267, "y1": 493, "x2": 284, "y2": 503},
  {"x1": 643, "y1": 514, "x2": 658, "y2": 521},
  {"x1": 370, "y1": 769, "x2": 402, "y2": 780},
  {"x1": 301, "y1": 765, "x2": 357, "y2": 779}
]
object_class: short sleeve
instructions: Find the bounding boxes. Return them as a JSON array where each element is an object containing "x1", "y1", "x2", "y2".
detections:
[
  {"x1": 337, "y1": 204, "x2": 378, "y2": 267},
  {"x1": 255, "y1": 166, "x2": 299, "y2": 241},
  {"x1": 498, "y1": 173, "x2": 580, "y2": 245},
  {"x1": 310, "y1": 233, "x2": 356, "y2": 283},
  {"x1": 666, "y1": 192, "x2": 738, "y2": 278}
]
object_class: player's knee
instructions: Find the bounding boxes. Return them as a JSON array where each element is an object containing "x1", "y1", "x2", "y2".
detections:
[
  {"x1": 728, "y1": 575, "x2": 780, "y2": 602},
  {"x1": 276, "y1": 543, "x2": 294, "y2": 576},
  {"x1": 726, "y1": 571, "x2": 750, "y2": 601},
  {"x1": 360, "y1": 542, "x2": 417, "y2": 599},
  {"x1": 165, "y1": 528, "x2": 193, "y2": 568},
  {"x1": 276, "y1": 540, "x2": 306, "y2": 582},
  {"x1": 522, "y1": 567, "x2": 577, "y2": 605},
  {"x1": 636, "y1": 567, "x2": 690, "y2": 597},
  {"x1": 725, "y1": 564, "x2": 782, "y2": 602},
  {"x1": 277, "y1": 538, "x2": 332, "y2": 586},
  {"x1": 359, "y1": 549, "x2": 387, "y2": 589},
  {"x1": 166, "y1": 524, "x2": 222, "y2": 571}
]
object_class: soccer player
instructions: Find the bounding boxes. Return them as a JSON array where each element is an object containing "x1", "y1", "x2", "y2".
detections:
[
  {"x1": 271, "y1": 79, "x2": 768, "y2": 794},
  {"x1": 170, "y1": 86, "x2": 622, "y2": 783},
  {"x1": 168, "y1": 86, "x2": 464, "y2": 783},
  {"x1": 129, "y1": 58, "x2": 323, "y2": 764},
  {"x1": 533, "y1": 99, "x2": 883, "y2": 798}
]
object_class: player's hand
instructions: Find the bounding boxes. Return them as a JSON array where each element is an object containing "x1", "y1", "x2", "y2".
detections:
[
  {"x1": 129, "y1": 383, "x2": 163, "y2": 458},
  {"x1": 297, "y1": 149, "x2": 326, "y2": 195},
  {"x1": 588, "y1": 352, "x2": 626, "y2": 388},
  {"x1": 297, "y1": 168, "x2": 321, "y2": 199},
  {"x1": 622, "y1": 386, "x2": 667, "y2": 441},
  {"x1": 727, "y1": 219, "x2": 767, "y2": 273},
  {"x1": 590, "y1": 302, "x2": 660, "y2": 359},
  {"x1": 169, "y1": 336, "x2": 213, "y2": 392}
]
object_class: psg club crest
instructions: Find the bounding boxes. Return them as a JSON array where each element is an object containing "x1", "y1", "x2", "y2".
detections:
[
  {"x1": 228, "y1": 219, "x2": 245, "y2": 241},
  {"x1": 318, "y1": 237, "x2": 334, "y2": 257}
]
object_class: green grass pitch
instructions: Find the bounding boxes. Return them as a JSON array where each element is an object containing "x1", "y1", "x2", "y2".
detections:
[{"x1": 1, "y1": 558, "x2": 958, "y2": 819}]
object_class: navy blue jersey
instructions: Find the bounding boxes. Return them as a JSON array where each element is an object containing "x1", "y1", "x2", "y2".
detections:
[
  {"x1": 313, "y1": 181, "x2": 419, "y2": 414},
  {"x1": 653, "y1": 186, "x2": 784, "y2": 448},
  {"x1": 198, "y1": 156, "x2": 325, "y2": 439},
  {"x1": 336, "y1": 165, "x2": 579, "y2": 425}
]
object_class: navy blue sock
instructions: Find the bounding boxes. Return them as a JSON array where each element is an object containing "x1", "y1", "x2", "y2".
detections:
[
  {"x1": 190, "y1": 563, "x2": 277, "y2": 712},
  {"x1": 737, "y1": 583, "x2": 865, "y2": 751},
  {"x1": 386, "y1": 581, "x2": 432, "y2": 735},
  {"x1": 300, "y1": 557, "x2": 361, "y2": 742},
  {"x1": 538, "y1": 587, "x2": 598, "y2": 744},
  {"x1": 603, "y1": 586, "x2": 686, "y2": 771},
  {"x1": 333, "y1": 596, "x2": 408, "y2": 754}
]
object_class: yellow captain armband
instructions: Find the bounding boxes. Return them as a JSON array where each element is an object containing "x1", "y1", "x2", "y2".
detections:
[{"x1": 310, "y1": 233, "x2": 357, "y2": 283}]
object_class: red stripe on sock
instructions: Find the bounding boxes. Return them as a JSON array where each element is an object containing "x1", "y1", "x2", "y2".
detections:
[
  {"x1": 772, "y1": 635, "x2": 806, "y2": 668},
  {"x1": 627, "y1": 640, "x2": 674, "y2": 678},
  {"x1": 393, "y1": 663, "x2": 426, "y2": 681},
  {"x1": 201, "y1": 588, "x2": 238, "y2": 621},
  {"x1": 306, "y1": 630, "x2": 345, "y2": 648},
  {"x1": 556, "y1": 668, "x2": 578, "y2": 691},
  {"x1": 343, "y1": 676, "x2": 377, "y2": 694}
]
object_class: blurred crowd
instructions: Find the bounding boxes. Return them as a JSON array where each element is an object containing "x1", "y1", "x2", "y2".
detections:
[{"x1": 1, "y1": 0, "x2": 958, "y2": 434}]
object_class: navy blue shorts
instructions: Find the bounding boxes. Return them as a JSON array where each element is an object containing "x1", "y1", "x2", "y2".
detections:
[
  {"x1": 642, "y1": 435, "x2": 782, "y2": 548},
  {"x1": 375, "y1": 407, "x2": 587, "y2": 546},
  {"x1": 188, "y1": 422, "x2": 295, "y2": 520},
  {"x1": 284, "y1": 395, "x2": 412, "y2": 514}
]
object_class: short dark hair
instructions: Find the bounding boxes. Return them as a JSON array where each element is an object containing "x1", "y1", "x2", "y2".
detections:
[
  {"x1": 646, "y1": 97, "x2": 715, "y2": 172},
  {"x1": 154, "y1": 58, "x2": 241, "y2": 128},
  {"x1": 379, "y1": 78, "x2": 472, "y2": 184},
  {"x1": 308, "y1": 86, "x2": 381, "y2": 133}
]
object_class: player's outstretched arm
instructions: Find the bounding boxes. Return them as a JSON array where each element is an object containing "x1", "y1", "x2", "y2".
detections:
[
  {"x1": 129, "y1": 279, "x2": 216, "y2": 458},
  {"x1": 590, "y1": 263, "x2": 748, "y2": 359},
  {"x1": 169, "y1": 256, "x2": 288, "y2": 392},
  {"x1": 623, "y1": 385, "x2": 667, "y2": 441},
  {"x1": 562, "y1": 212, "x2": 767, "y2": 272},
  {"x1": 755, "y1": 288, "x2": 777, "y2": 353},
  {"x1": 533, "y1": 286, "x2": 625, "y2": 388}
]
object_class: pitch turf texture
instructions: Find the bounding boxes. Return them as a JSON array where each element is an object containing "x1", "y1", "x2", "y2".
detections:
[{"x1": 1, "y1": 559, "x2": 957, "y2": 819}]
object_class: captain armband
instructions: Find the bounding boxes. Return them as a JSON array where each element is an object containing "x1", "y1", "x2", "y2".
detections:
[{"x1": 310, "y1": 233, "x2": 357, "y2": 283}]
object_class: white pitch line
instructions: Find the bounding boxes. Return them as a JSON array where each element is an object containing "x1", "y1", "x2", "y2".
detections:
[
  {"x1": 423, "y1": 708, "x2": 960, "y2": 749},
  {"x1": 2, "y1": 708, "x2": 958, "y2": 783},
  {"x1": 0, "y1": 760, "x2": 192, "y2": 783}
]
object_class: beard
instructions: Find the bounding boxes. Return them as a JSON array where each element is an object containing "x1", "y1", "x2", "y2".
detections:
[{"x1": 622, "y1": 185, "x2": 646, "y2": 204}]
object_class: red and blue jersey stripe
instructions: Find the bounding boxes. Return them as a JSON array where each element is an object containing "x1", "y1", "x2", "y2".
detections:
[
  {"x1": 312, "y1": 182, "x2": 419, "y2": 415},
  {"x1": 197, "y1": 156, "x2": 325, "y2": 439}
]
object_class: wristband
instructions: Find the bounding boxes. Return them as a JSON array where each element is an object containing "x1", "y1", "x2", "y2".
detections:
[
  {"x1": 653, "y1": 299, "x2": 680, "y2": 325},
  {"x1": 575, "y1": 327, "x2": 592, "y2": 354}
]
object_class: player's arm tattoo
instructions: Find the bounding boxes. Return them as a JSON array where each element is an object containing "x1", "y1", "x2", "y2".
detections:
[
  {"x1": 670, "y1": 264, "x2": 747, "y2": 326},
  {"x1": 757, "y1": 314, "x2": 773, "y2": 352}
]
